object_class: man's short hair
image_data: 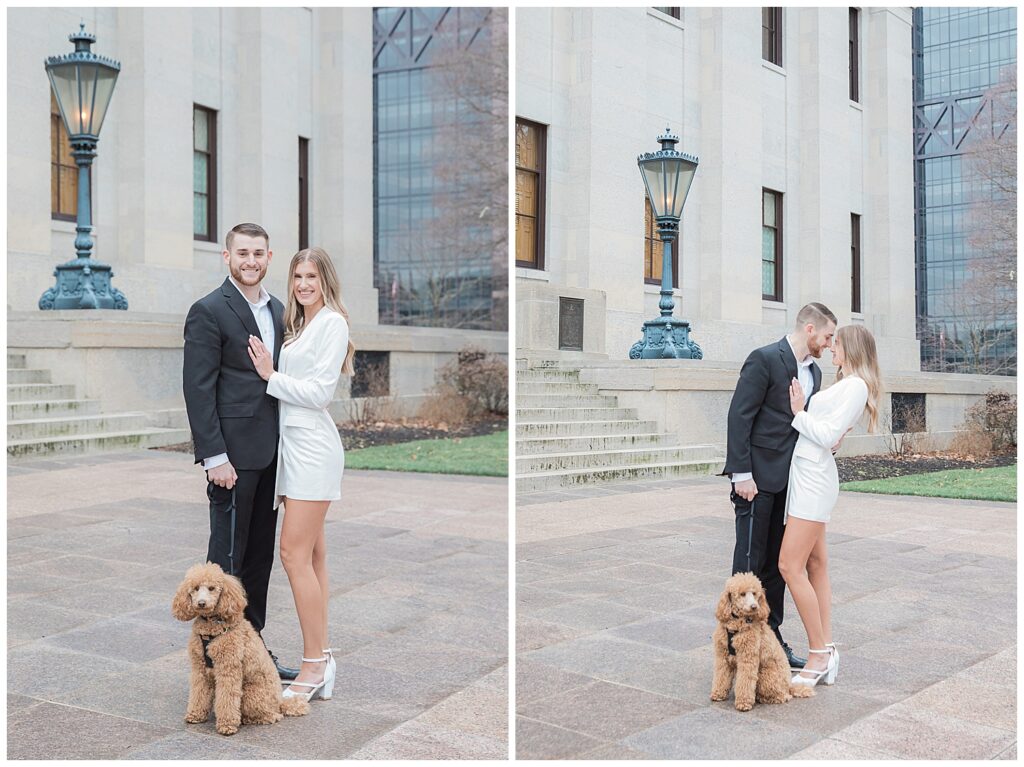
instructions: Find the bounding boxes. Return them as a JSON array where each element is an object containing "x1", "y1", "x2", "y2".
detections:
[
  {"x1": 225, "y1": 223, "x2": 269, "y2": 251},
  {"x1": 795, "y1": 302, "x2": 837, "y2": 329}
]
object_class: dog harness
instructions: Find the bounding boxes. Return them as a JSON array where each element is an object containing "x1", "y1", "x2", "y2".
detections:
[
  {"x1": 726, "y1": 612, "x2": 755, "y2": 657},
  {"x1": 198, "y1": 619, "x2": 234, "y2": 669}
]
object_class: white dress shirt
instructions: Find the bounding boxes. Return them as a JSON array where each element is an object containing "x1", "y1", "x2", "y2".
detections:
[
  {"x1": 730, "y1": 336, "x2": 814, "y2": 485},
  {"x1": 202, "y1": 276, "x2": 275, "y2": 471}
]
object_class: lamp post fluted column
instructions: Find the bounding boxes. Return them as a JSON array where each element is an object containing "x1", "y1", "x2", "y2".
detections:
[
  {"x1": 629, "y1": 128, "x2": 702, "y2": 359},
  {"x1": 39, "y1": 24, "x2": 127, "y2": 310}
]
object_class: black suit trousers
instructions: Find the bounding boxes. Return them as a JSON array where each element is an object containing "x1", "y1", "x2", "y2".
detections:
[
  {"x1": 731, "y1": 483, "x2": 787, "y2": 643},
  {"x1": 206, "y1": 459, "x2": 278, "y2": 633}
]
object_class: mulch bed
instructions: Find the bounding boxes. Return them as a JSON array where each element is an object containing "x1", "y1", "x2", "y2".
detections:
[
  {"x1": 837, "y1": 450, "x2": 1017, "y2": 483},
  {"x1": 153, "y1": 416, "x2": 508, "y2": 455}
]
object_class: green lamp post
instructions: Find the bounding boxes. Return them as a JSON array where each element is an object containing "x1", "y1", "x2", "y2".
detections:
[
  {"x1": 39, "y1": 24, "x2": 127, "y2": 310},
  {"x1": 629, "y1": 128, "x2": 701, "y2": 359}
]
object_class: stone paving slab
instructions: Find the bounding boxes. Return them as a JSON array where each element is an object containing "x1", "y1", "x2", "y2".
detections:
[
  {"x1": 516, "y1": 478, "x2": 1017, "y2": 759},
  {"x1": 7, "y1": 450, "x2": 508, "y2": 759}
]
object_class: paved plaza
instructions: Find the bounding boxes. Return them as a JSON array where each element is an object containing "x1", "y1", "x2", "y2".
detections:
[
  {"x1": 517, "y1": 476, "x2": 1017, "y2": 760},
  {"x1": 8, "y1": 450, "x2": 508, "y2": 759}
]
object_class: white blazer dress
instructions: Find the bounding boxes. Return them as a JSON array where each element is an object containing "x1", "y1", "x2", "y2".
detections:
[
  {"x1": 265, "y1": 308, "x2": 349, "y2": 509},
  {"x1": 785, "y1": 375, "x2": 869, "y2": 524}
]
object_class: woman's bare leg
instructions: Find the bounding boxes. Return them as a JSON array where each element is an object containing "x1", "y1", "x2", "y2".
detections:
[
  {"x1": 806, "y1": 528, "x2": 832, "y2": 645},
  {"x1": 311, "y1": 524, "x2": 329, "y2": 648},
  {"x1": 279, "y1": 498, "x2": 330, "y2": 692},
  {"x1": 779, "y1": 517, "x2": 829, "y2": 678}
]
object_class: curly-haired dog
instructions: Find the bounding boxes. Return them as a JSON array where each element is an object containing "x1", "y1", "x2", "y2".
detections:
[
  {"x1": 171, "y1": 563, "x2": 309, "y2": 735},
  {"x1": 709, "y1": 572, "x2": 814, "y2": 711}
]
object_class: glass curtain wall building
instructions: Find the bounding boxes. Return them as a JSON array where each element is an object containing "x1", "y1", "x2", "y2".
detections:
[
  {"x1": 372, "y1": 7, "x2": 501, "y2": 330},
  {"x1": 913, "y1": 7, "x2": 1017, "y2": 374}
]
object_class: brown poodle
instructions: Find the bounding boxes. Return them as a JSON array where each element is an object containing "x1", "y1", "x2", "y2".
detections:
[
  {"x1": 709, "y1": 572, "x2": 814, "y2": 711},
  {"x1": 171, "y1": 562, "x2": 309, "y2": 735}
]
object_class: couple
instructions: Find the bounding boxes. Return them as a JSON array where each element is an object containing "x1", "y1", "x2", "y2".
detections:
[
  {"x1": 182, "y1": 222, "x2": 355, "y2": 702},
  {"x1": 724, "y1": 302, "x2": 882, "y2": 689}
]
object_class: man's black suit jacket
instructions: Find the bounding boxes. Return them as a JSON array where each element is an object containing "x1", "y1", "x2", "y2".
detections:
[
  {"x1": 183, "y1": 278, "x2": 285, "y2": 471},
  {"x1": 722, "y1": 337, "x2": 822, "y2": 494}
]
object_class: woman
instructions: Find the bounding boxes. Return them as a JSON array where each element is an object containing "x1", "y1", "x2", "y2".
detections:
[
  {"x1": 778, "y1": 324, "x2": 881, "y2": 689},
  {"x1": 247, "y1": 247, "x2": 355, "y2": 701}
]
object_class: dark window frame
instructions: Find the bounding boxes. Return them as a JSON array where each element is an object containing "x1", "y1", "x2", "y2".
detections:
[
  {"x1": 891, "y1": 393, "x2": 927, "y2": 432},
  {"x1": 849, "y1": 8, "x2": 860, "y2": 102},
  {"x1": 193, "y1": 104, "x2": 217, "y2": 243},
  {"x1": 762, "y1": 188, "x2": 783, "y2": 302},
  {"x1": 851, "y1": 213, "x2": 862, "y2": 312},
  {"x1": 652, "y1": 7, "x2": 681, "y2": 20},
  {"x1": 51, "y1": 91, "x2": 79, "y2": 222},
  {"x1": 644, "y1": 195, "x2": 679, "y2": 287},
  {"x1": 298, "y1": 137, "x2": 309, "y2": 251},
  {"x1": 762, "y1": 7, "x2": 783, "y2": 67},
  {"x1": 515, "y1": 117, "x2": 546, "y2": 270}
]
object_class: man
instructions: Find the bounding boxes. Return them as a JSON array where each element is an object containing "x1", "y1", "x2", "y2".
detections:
[
  {"x1": 722, "y1": 302, "x2": 837, "y2": 669},
  {"x1": 183, "y1": 222, "x2": 297, "y2": 680}
]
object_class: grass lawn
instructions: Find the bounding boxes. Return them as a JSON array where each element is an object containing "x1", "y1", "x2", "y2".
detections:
[
  {"x1": 344, "y1": 430, "x2": 508, "y2": 477},
  {"x1": 842, "y1": 464, "x2": 1016, "y2": 503}
]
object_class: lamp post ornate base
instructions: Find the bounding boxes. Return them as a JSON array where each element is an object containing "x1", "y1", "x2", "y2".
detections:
[
  {"x1": 630, "y1": 316, "x2": 703, "y2": 359},
  {"x1": 39, "y1": 258, "x2": 128, "y2": 310}
]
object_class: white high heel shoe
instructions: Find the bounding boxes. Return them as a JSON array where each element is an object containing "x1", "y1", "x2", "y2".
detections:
[
  {"x1": 321, "y1": 647, "x2": 336, "y2": 701},
  {"x1": 790, "y1": 648, "x2": 833, "y2": 689},
  {"x1": 281, "y1": 655, "x2": 331, "y2": 701},
  {"x1": 823, "y1": 642, "x2": 839, "y2": 685}
]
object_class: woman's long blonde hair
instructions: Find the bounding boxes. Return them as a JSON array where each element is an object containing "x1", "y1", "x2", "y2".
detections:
[
  {"x1": 835, "y1": 324, "x2": 882, "y2": 433},
  {"x1": 283, "y1": 247, "x2": 355, "y2": 375}
]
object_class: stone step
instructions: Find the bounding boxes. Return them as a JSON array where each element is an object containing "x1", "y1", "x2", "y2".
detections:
[
  {"x1": 517, "y1": 406, "x2": 638, "y2": 423},
  {"x1": 516, "y1": 369, "x2": 582, "y2": 383},
  {"x1": 7, "y1": 383, "x2": 77, "y2": 402},
  {"x1": 515, "y1": 393, "x2": 619, "y2": 409},
  {"x1": 7, "y1": 369, "x2": 52, "y2": 385},
  {"x1": 516, "y1": 382, "x2": 601, "y2": 396},
  {"x1": 517, "y1": 459, "x2": 723, "y2": 493},
  {"x1": 515, "y1": 432, "x2": 675, "y2": 455},
  {"x1": 517, "y1": 445, "x2": 721, "y2": 474},
  {"x1": 7, "y1": 428, "x2": 193, "y2": 460},
  {"x1": 7, "y1": 399, "x2": 102, "y2": 420},
  {"x1": 516, "y1": 419, "x2": 661, "y2": 438},
  {"x1": 8, "y1": 353, "x2": 27, "y2": 370},
  {"x1": 7, "y1": 412, "x2": 153, "y2": 441}
]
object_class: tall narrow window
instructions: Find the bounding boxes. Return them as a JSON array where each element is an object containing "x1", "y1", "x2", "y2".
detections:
[
  {"x1": 51, "y1": 91, "x2": 78, "y2": 221},
  {"x1": 652, "y1": 8, "x2": 681, "y2": 19},
  {"x1": 193, "y1": 105, "x2": 217, "y2": 242},
  {"x1": 299, "y1": 137, "x2": 309, "y2": 251},
  {"x1": 644, "y1": 196, "x2": 679, "y2": 286},
  {"x1": 851, "y1": 213, "x2": 862, "y2": 312},
  {"x1": 762, "y1": 189, "x2": 783, "y2": 301},
  {"x1": 849, "y1": 8, "x2": 860, "y2": 102},
  {"x1": 762, "y1": 8, "x2": 783, "y2": 66},
  {"x1": 515, "y1": 118, "x2": 546, "y2": 269}
]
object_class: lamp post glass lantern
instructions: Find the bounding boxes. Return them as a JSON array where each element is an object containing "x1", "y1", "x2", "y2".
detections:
[
  {"x1": 40, "y1": 24, "x2": 127, "y2": 310},
  {"x1": 630, "y1": 128, "x2": 701, "y2": 359}
]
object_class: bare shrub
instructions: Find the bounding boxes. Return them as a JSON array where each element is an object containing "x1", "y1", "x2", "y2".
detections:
[
  {"x1": 435, "y1": 347, "x2": 508, "y2": 417},
  {"x1": 416, "y1": 384, "x2": 472, "y2": 431},
  {"x1": 344, "y1": 365, "x2": 400, "y2": 427},
  {"x1": 883, "y1": 399, "x2": 926, "y2": 458},
  {"x1": 957, "y1": 389, "x2": 1017, "y2": 453},
  {"x1": 949, "y1": 425, "x2": 995, "y2": 460}
]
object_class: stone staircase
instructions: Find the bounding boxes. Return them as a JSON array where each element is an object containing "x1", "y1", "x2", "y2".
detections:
[
  {"x1": 7, "y1": 352, "x2": 191, "y2": 459},
  {"x1": 516, "y1": 359, "x2": 724, "y2": 493}
]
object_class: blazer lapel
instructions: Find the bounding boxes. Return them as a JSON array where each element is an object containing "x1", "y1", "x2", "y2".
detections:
[
  {"x1": 220, "y1": 278, "x2": 262, "y2": 341},
  {"x1": 270, "y1": 297, "x2": 285, "y2": 366},
  {"x1": 809, "y1": 363, "x2": 822, "y2": 399},
  {"x1": 778, "y1": 337, "x2": 799, "y2": 383}
]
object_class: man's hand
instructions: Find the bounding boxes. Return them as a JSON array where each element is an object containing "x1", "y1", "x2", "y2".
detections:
[
  {"x1": 734, "y1": 478, "x2": 758, "y2": 502},
  {"x1": 831, "y1": 427, "x2": 853, "y2": 455},
  {"x1": 207, "y1": 462, "x2": 238, "y2": 490}
]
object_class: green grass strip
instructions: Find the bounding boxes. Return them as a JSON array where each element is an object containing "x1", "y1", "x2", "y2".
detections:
[
  {"x1": 344, "y1": 430, "x2": 508, "y2": 477},
  {"x1": 842, "y1": 464, "x2": 1016, "y2": 502}
]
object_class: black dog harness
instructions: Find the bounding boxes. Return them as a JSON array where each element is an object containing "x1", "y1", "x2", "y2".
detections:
[
  {"x1": 726, "y1": 612, "x2": 754, "y2": 657},
  {"x1": 198, "y1": 619, "x2": 234, "y2": 669}
]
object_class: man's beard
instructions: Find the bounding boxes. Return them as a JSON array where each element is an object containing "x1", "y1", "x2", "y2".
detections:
[
  {"x1": 807, "y1": 338, "x2": 824, "y2": 358},
  {"x1": 231, "y1": 263, "x2": 265, "y2": 285}
]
